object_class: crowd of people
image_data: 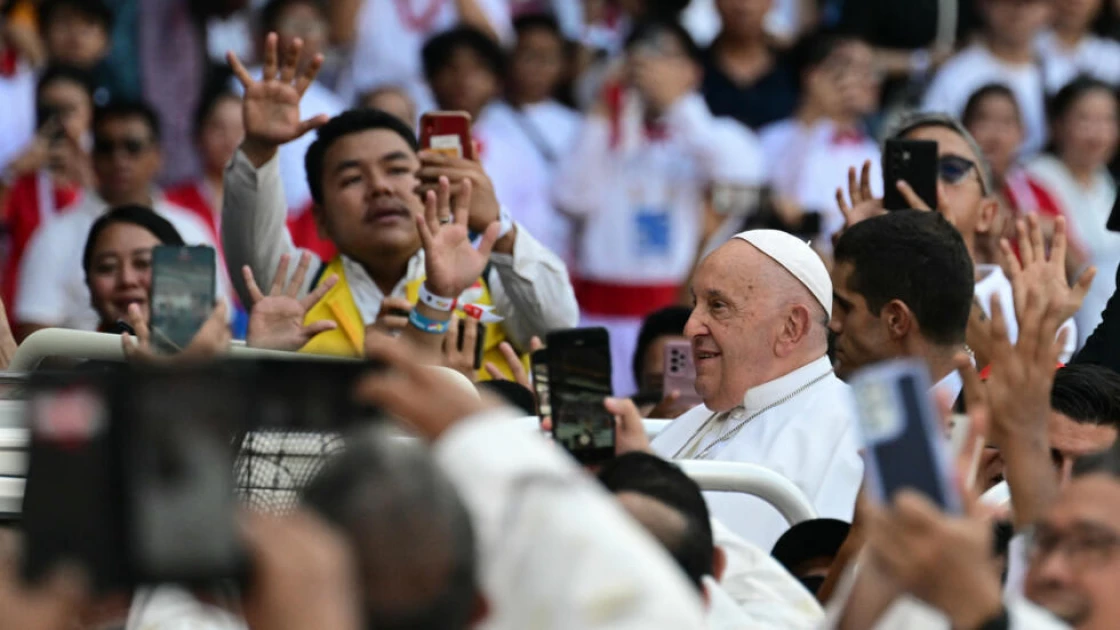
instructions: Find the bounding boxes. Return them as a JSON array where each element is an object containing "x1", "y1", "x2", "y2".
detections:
[{"x1": 3, "y1": 0, "x2": 1120, "y2": 628}]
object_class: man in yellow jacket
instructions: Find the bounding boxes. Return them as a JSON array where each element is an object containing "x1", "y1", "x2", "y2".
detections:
[{"x1": 222, "y1": 35, "x2": 579, "y2": 379}]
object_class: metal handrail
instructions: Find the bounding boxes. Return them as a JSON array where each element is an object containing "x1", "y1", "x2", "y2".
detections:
[{"x1": 674, "y1": 460, "x2": 817, "y2": 526}]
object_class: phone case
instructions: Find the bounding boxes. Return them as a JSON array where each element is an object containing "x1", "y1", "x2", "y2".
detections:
[
  {"x1": 883, "y1": 139, "x2": 938, "y2": 211},
  {"x1": 419, "y1": 111, "x2": 474, "y2": 160},
  {"x1": 545, "y1": 328, "x2": 614, "y2": 463},
  {"x1": 662, "y1": 342, "x2": 703, "y2": 409},
  {"x1": 149, "y1": 246, "x2": 217, "y2": 353}
]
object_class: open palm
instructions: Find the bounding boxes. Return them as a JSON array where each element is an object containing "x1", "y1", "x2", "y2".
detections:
[
  {"x1": 1002, "y1": 214, "x2": 1095, "y2": 326},
  {"x1": 228, "y1": 34, "x2": 328, "y2": 151},
  {"x1": 245, "y1": 253, "x2": 338, "y2": 351},
  {"x1": 419, "y1": 177, "x2": 500, "y2": 298}
]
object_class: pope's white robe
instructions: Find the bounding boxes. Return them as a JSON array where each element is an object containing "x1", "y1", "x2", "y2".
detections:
[{"x1": 651, "y1": 355, "x2": 864, "y2": 549}]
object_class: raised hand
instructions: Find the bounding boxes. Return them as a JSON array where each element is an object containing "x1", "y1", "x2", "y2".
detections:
[
  {"x1": 483, "y1": 336, "x2": 543, "y2": 387},
  {"x1": 244, "y1": 253, "x2": 338, "y2": 351},
  {"x1": 417, "y1": 176, "x2": 500, "y2": 299},
  {"x1": 416, "y1": 151, "x2": 504, "y2": 235},
  {"x1": 228, "y1": 33, "x2": 329, "y2": 166},
  {"x1": 1001, "y1": 214, "x2": 1095, "y2": 326},
  {"x1": 122, "y1": 301, "x2": 232, "y2": 362}
]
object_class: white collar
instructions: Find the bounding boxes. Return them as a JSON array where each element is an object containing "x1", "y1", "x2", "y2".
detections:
[
  {"x1": 741, "y1": 355, "x2": 834, "y2": 416},
  {"x1": 341, "y1": 251, "x2": 426, "y2": 325}
]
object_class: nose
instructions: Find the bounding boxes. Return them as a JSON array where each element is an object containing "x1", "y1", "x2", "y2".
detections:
[
  {"x1": 118, "y1": 262, "x2": 142, "y2": 288},
  {"x1": 683, "y1": 307, "x2": 706, "y2": 340},
  {"x1": 367, "y1": 167, "x2": 393, "y2": 198},
  {"x1": 1032, "y1": 544, "x2": 1076, "y2": 585}
]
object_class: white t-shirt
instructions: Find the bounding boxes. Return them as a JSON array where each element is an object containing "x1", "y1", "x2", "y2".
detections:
[
  {"x1": 15, "y1": 192, "x2": 229, "y2": 331},
  {"x1": 349, "y1": 0, "x2": 512, "y2": 115},
  {"x1": 1036, "y1": 31, "x2": 1120, "y2": 93},
  {"x1": 475, "y1": 100, "x2": 582, "y2": 260},
  {"x1": 0, "y1": 61, "x2": 38, "y2": 173},
  {"x1": 923, "y1": 45, "x2": 1048, "y2": 156}
]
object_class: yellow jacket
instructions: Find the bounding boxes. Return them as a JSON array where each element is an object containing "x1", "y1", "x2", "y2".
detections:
[{"x1": 300, "y1": 257, "x2": 523, "y2": 381}]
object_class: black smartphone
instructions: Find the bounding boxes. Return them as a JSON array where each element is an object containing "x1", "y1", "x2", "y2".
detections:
[
  {"x1": 20, "y1": 372, "x2": 127, "y2": 593},
  {"x1": 850, "y1": 359, "x2": 961, "y2": 513},
  {"x1": 1107, "y1": 189, "x2": 1120, "y2": 232},
  {"x1": 883, "y1": 139, "x2": 938, "y2": 211},
  {"x1": 545, "y1": 328, "x2": 615, "y2": 464},
  {"x1": 458, "y1": 318, "x2": 486, "y2": 371},
  {"x1": 531, "y1": 348, "x2": 550, "y2": 419},
  {"x1": 149, "y1": 246, "x2": 217, "y2": 353}
]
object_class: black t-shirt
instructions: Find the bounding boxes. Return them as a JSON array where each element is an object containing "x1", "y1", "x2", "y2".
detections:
[
  {"x1": 700, "y1": 47, "x2": 799, "y2": 130},
  {"x1": 829, "y1": 0, "x2": 981, "y2": 49}
]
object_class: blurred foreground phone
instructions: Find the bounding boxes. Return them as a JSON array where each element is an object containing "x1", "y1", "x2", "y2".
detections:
[
  {"x1": 531, "y1": 349, "x2": 550, "y2": 418},
  {"x1": 883, "y1": 139, "x2": 938, "y2": 211},
  {"x1": 546, "y1": 328, "x2": 614, "y2": 464},
  {"x1": 662, "y1": 340, "x2": 703, "y2": 409},
  {"x1": 1107, "y1": 188, "x2": 1120, "y2": 232},
  {"x1": 458, "y1": 317, "x2": 486, "y2": 371},
  {"x1": 850, "y1": 359, "x2": 961, "y2": 513},
  {"x1": 419, "y1": 111, "x2": 475, "y2": 160},
  {"x1": 149, "y1": 245, "x2": 216, "y2": 353}
]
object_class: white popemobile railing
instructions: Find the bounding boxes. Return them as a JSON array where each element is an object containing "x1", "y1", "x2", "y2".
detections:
[{"x1": 0, "y1": 330, "x2": 818, "y2": 526}]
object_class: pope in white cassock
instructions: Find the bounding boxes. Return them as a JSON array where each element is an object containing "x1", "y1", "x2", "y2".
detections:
[{"x1": 651, "y1": 230, "x2": 864, "y2": 549}]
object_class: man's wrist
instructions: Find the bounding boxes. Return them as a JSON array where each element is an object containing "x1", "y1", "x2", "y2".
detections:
[
  {"x1": 241, "y1": 138, "x2": 279, "y2": 169},
  {"x1": 955, "y1": 599, "x2": 1007, "y2": 630}
]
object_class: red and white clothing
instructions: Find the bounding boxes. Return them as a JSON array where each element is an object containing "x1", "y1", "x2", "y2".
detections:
[
  {"x1": 1003, "y1": 168, "x2": 1064, "y2": 220},
  {"x1": 348, "y1": 0, "x2": 512, "y2": 114},
  {"x1": 0, "y1": 50, "x2": 37, "y2": 173},
  {"x1": 15, "y1": 190, "x2": 232, "y2": 331},
  {"x1": 759, "y1": 118, "x2": 882, "y2": 250},
  {"x1": 554, "y1": 92, "x2": 765, "y2": 394},
  {"x1": 1, "y1": 171, "x2": 82, "y2": 315},
  {"x1": 475, "y1": 100, "x2": 582, "y2": 262}
]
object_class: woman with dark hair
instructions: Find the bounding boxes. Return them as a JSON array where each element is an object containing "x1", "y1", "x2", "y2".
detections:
[
  {"x1": 1037, "y1": 0, "x2": 1120, "y2": 93},
  {"x1": 1027, "y1": 76, "x2": 1120, "y2": 344},
  {"x1": 82, "y1": 204, "x2": 185, "y2": 332},
  {"x1": 962, "y1": 83, "x2": 1065, "y2": 262}
]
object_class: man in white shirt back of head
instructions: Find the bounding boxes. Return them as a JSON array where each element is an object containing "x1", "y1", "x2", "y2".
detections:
[
  {"x1": 830, "y1": 209, "x2": 975, "y2": 402},
  {"x1": 650, "y1": 229, "x2": 864, "y2": 548},
  {"x1": 300, "y1": 432, "x2": 488, "y2": 630}
]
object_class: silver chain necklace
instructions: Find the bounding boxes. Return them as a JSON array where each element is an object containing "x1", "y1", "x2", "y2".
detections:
[{"x1": 675, "y1": 368, "x2": 835, "y2": 460}]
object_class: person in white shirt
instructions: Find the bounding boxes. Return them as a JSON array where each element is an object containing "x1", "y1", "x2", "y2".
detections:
[
  {"x1": 649, "y1": 229, "x2": 864, "y2": 548},
  {"x1": 760, "y1": 32, "x2": 882, "y2": 251},
  {"x1": 15, "y1": 100, "x2": 228, "y2": 339},
  {"x1": 597, "y1": 451, "x2": 824, "y2": 629},
  {"x1": 554, "y1": 20, "x2": 766, "y2": 395},
  {"x1": 830, "y1": 210, "x2": 976, "y2": 403},
  {"x1": 233, "y1": 2, "x2": 347, "y2": 214},
  {"x1": 1025, "y1": 77, "x2": 1120, "y2": 345},
  {"x1": 922, "y1": 0, "x2": 1051, "y2": 155},
  {"x1": 358, "y1": 333, "x2": 710, "y2": 629},
  {"x1": 341, "y1": 0, "x2": 511, "y2": 115},
  {"x1": 1036, "y1": 0, "x2": 1120, "y2": 93}
]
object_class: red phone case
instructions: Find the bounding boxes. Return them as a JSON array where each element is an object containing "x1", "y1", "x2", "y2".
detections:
[{"x1": 419, "y1": 111, "x2": 474, "y2": 160}]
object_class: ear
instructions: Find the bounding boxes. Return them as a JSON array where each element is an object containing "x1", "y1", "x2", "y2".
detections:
[
  {"x1": 712, "y1": 545, "x2": 728, "y2": 583},
  {"x1": 881, "y1": 299, "x2": 913, "y2": 341},
  {"x1": 469, "y1": 591, "x2": 490, "y2": 626},
  {"x1": 775, "y1": 303, "x2": 813, "y2": 357},
  {"x1": 976, "y1": 196, "x2": 1000, "y2": 235}
]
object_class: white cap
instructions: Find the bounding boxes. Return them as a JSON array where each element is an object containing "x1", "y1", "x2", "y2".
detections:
[{"x1": 732, "y1": 230, "x2": 832, "y2": 319}]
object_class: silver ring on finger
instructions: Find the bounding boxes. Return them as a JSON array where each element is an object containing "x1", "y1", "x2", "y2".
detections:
[{"x1": 439, "y1": 216, "x2": 453, "y2": 225}]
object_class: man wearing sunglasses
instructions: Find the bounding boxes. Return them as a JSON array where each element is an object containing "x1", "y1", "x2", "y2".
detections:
[{"x1": 13, "y1": 100, "x2": 228, "y2": 340}]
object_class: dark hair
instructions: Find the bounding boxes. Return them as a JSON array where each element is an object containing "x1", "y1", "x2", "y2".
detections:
[
  {"x1": 83, "y1": 205, "x2": 185, "y2": 275},
  {"x1": 513, "y1": 13, "x2": 564, "y2": 39},
  {"x1": 304, "y1": 108, "x2": 420, "y2": 205},
  {"x1": 597, "y1": 452, "x2": 713, "y2": 589},
  {"x1": 39, "y1": 0, "x2": 113, "y2": 34},
  {"x1": 194, "y1": 70, "x2": 240, "y2": 139},
  {"x1": 422, "y1": 26, "x2": 507, "y2": 83},
  {"x1": 477, "y1": 379, "x2": 537, "y2": 416},
  {"x1": 790, "y1": 30, "x2": 857, "y2": 80},
  {"x1": 259, "y1": 0, "x2": 322, "y2": 36},
  {"x1": 632, "y1": 306, "x2": 692, "y2": 388},
  {"x1": 93, "y1": 100, "x2": 162, "y2": 143},
  {"x1": 624, "y1": 20, "x2": 703, "y2": 65},
  {"x1": 302, "y1": 436, "x2": 478, "y2": 630},
  {"x1": 1047, "y1": 75, "x2": 1118, "y2": 151},
  {"x1": 1051, "y1": 364, "x2": 1120, "y2": 428},
  {"x1": 834, "y1": 210, "x2": 974, "y2": 345},
  {"x1": 1073, "y1": 442, "x2": 1120, "y2": 479},
  {"x1": 36, "y1": 64, "x2": 96, "y2": 103},
  {"x1": 962, "y1": 83, "x2": 1020, "y2": 130}
]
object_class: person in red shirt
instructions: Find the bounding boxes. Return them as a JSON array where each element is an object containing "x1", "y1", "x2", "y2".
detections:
[{"x1": 2, "y1": 65, "x2": 94, "y2": 316}]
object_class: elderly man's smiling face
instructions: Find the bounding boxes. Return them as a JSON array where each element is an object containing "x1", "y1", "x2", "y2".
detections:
[{"x1": 685, "y1": 241, "x2": 818, "y2": 411}]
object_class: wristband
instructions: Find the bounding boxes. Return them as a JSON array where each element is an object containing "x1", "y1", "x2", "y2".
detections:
[
  {"x1": 418, "y1": 283, "x2": 457, "y2": 312},
  {"x1": 409, "y1": 308, "x2": 451, "y2": 334}
]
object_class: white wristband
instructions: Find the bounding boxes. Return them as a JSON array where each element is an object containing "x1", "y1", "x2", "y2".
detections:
[
  {"x1": 418, "y1": 283, "x2": 457, "y2": 311},
  {"x1": 497, "y1": 207, "x2": 515, "y2": 239}
]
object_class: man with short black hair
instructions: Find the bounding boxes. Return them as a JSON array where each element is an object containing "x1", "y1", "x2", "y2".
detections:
[
  {"x1": 1047, "y1": 364, "x2": 1120, "y2": 486},
  {"x1": 830, "y1": 209, "x2": 975, "y2": 399}
]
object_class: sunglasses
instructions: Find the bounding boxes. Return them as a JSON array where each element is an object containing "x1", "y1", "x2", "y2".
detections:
[
  {"x1": 938, "y1": 155, "x2": 982, "y2": 189},
  {"x1": 93, "y1": 137, "x2": 150, "y2": 158}
]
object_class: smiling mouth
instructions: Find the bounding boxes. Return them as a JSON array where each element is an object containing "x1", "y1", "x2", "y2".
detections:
[
  {"x1": 695, "y1": 350, "x2": 720, "y2": 361},
  {"x1": 363, "y1": 206, "x2": 411, "y2": 224}
]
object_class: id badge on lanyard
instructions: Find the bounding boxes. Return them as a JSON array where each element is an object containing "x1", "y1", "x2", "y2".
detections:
[{"x1": 628, "y1": 153, "x2": 673, "y2": 259}]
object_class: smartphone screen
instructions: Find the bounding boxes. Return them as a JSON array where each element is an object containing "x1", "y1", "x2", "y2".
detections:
[
  {"x1": 883, "y1": 139, "x2": 938, "y2": 211},
  {"x1": 662, "y1": 341, "x2": 703, "y2": 411},
  {"x1": 419, "y1": 112, "x2": 474, "y2": 160},
  {"x1": 458, "y1": 318, "x2": 486, "y2": 371},
  {"x1": 149, "y1": 246, "x2": 216, "y2": 353},
  {"x1": 850, "y1": 359, "x2": 961, "y2": 513},
  {"x1": 531, "y1": 349, "x2": 550, "y2": 419},
  {"x1": 546, "y1": 328, "x2": 614, "y2": 464},
  {"x1": 21, "y1": 373, "x2": 127, "y2": 592}
]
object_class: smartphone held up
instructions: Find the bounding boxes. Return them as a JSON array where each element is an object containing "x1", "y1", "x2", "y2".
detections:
[
  {"x1": 545, "y1": 327, "x2": 616, "y2": 465},
  {"x1": 419, "y1": 111, "x2": 474, "y2": 160}
]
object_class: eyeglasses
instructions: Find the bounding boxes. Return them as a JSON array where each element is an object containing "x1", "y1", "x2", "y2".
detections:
[
  {"x1": 938, "y1": 155, "x2": 982, "y2": 189},
  {"x1": 1027, "y1": 524, "x2": 1120, "y2": 571},
  {"x1": 93, "y1": 137, "x2": 150, "y2": 158}
]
